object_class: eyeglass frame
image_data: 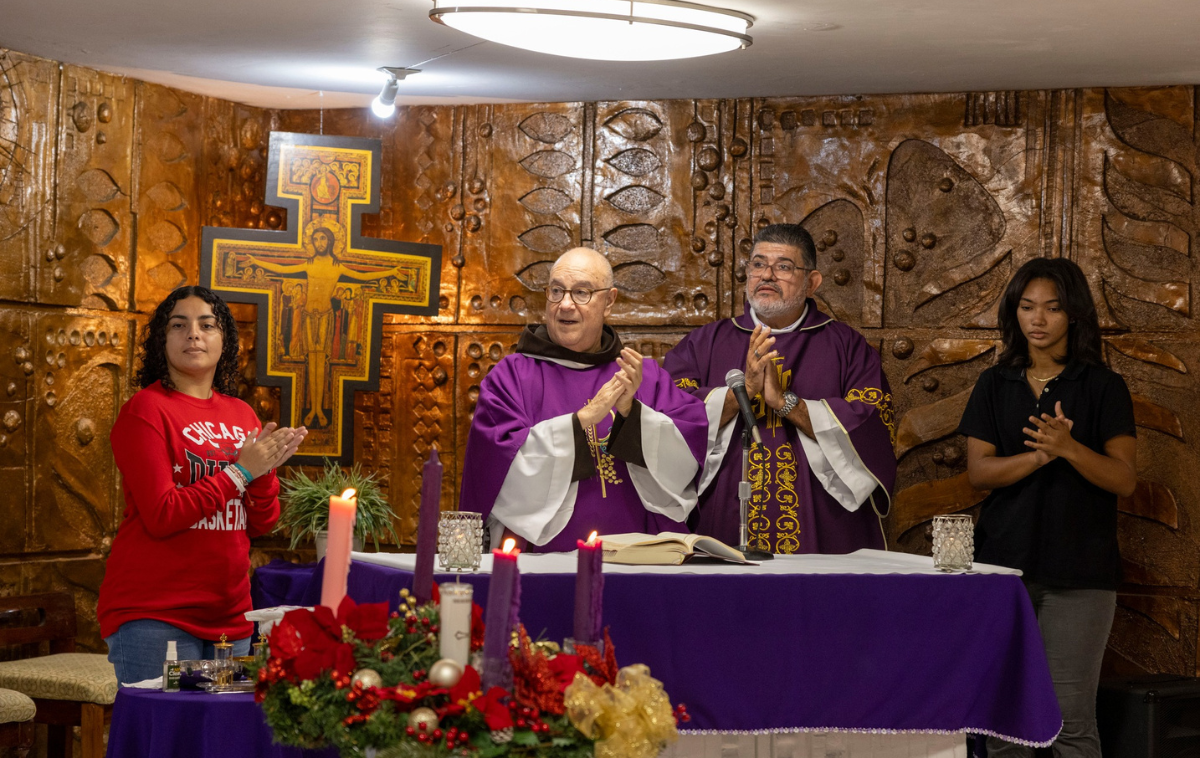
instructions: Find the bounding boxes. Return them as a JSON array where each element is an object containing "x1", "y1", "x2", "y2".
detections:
[
  {"x1": 544, "y1": 285, "x2": 613, "y2": 305},
  {"x1": 745, "y1": 258, "x2": 811, "y2": 281}
]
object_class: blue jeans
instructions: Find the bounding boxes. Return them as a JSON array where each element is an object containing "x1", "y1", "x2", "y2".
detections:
[{"x1": 105, "y1": 619, "x2": 250, "y2": 685}]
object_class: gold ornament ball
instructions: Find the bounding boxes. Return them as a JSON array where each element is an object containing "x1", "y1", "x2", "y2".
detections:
[
  {"x1": 350, "y1": 668, "x2": 383, "y2": 689},
  {"x1": 428, "y1": 658, "x2": 464, "y2": 688},
  {"x1": 408, "y1": 707, "x2": 439, "y2": 732}
]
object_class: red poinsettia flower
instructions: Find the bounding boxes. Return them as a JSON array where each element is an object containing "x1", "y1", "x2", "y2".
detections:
[
  {"x1": 471, "y1": 686, "x2": 514, "y2": 731},
  {"x1": 267, "y1": 599, "x2": 390, "y2": 681},
  {"x1": 547, "y1": 653, "x2": 586, "y2": 692},
  {"x1": 333, "y1": 643, "x2": 357, "y2": 680},
  {"x1": 269, "y1": 610, "x2": 341, "y2": 680},
  {"x1": 267, "y1": 617, "x2": 305, "y2": 661},
  {"x1": 449, "y1": 665, "x2": 480, "y2": 702},
  {"x1": 377, "y1": 680, "x2": 448, "y2": 711},
  {"x1": 438, "y1": 665, "x2": 481, "y2": 717},
  {"x1": 336, "y1": 596, "x2": 390, "y2": 641}
]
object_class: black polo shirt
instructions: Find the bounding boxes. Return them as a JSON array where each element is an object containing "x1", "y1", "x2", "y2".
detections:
[{"x1": 958, "y1": 361, "x2": 1135, "y2": 590}]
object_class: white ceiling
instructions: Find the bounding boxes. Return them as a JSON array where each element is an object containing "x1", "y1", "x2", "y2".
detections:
[{"x1": 3, "y1": 0, "x2": 1200, "y2": 110}]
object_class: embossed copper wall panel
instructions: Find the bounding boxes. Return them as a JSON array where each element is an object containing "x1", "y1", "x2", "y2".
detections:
[
  {"x1": 3, "y1": 43, "x2": 1200, "y2": 679},
  {"x1": 0, "y1": 51, "x2": 58, "y2": 304},
  {"x1": 48, "y1": 66, "x2": 135, "y2": 310},
  {"x1": 456, "y1": 103, "x2": 586, "y2": 324},
  {"x1": 134, "y1": 82, "x2": 204, "y2": 310}
]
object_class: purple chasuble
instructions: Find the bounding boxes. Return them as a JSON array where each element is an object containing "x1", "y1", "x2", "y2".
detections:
[
  {"x1": 460, "y1": 330, "x2": 709, "y2": 553},
  {"x1": 663, "y1": 300, "x2": 897, "y2": 554}
]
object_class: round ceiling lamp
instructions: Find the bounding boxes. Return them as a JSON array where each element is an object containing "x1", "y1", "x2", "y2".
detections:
[{"x1": 429, "y1": 0, "x2": 753, "y2": 62}]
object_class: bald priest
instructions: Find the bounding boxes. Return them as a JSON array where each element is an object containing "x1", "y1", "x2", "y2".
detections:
[{"x1": 459, "y1": 247, "x2": 710, "y2": 552}]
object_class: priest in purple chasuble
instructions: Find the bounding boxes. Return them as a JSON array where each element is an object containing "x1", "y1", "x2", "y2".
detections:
[
  {"x1": 663, "y1": 224, "x2": 897, "y2": 554},
  {"x1": 459, "y1": 247, "x2": 709, "y2": 553}
]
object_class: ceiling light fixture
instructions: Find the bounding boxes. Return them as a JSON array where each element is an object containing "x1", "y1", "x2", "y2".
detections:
[
  {"x1": 428, "y1": 0, "x2": 753, "y2": 62},
  {"x1": 371, "y1": 67, "x2": 421, "y2": 118}
]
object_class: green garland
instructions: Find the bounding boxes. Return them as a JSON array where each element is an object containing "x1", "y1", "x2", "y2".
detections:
[{"x1": 249, "y1": 595, "x2": 597, "y2": 757}]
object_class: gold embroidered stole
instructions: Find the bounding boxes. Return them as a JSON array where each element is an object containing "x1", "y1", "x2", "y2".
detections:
[{"x1": 746, "y1": 357, "x2": 801, "y2": 554}]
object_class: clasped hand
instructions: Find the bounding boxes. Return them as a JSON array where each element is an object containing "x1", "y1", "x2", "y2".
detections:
[
  {"x1": 745, "y1": 325, "x2": 784, "y2": 408},
  {"x1": 1023, "y1": 401, "x2": 1076, "y2": 466},
  {"x1": 578, "y1": 348, "x2": 643, "y2": 428},
  {"x1": 237, "y1": 422, "x2": 308, "y2": 479}
]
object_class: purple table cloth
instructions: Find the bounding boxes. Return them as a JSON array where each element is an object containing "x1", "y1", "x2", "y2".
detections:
[
  {"x1": 105, "y1": 688, "x2": 338, "y2": 758},
  {"x1": 251, "y1": 559, "x2": 1061, "y2": 745}
]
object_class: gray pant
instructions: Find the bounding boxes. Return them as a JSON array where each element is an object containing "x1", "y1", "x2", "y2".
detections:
[{"x1": 988, "y1": 581, "x2": 1116, "y2": 758}]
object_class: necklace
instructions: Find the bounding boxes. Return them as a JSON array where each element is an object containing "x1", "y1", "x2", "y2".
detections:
[{"x1": 1028, "y1": 369, "x2": 1062, "y2": 382}]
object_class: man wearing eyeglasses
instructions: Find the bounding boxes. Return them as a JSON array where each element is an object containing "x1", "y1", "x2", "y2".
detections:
[
  {"x1": 664, "y1": 224, "x2": 897, "y2": 554},
  {"x1": 460, "y1": 247, "x2": 709, "y2": 552}
]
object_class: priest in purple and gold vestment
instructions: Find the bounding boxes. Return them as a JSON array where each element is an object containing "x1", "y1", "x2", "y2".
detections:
[
  {"x1": 460, "y1": 247, "x2": 709, "y2": 553},
  {"x1": 664, "y1": 224, "x2": 897, "y2": 554}
]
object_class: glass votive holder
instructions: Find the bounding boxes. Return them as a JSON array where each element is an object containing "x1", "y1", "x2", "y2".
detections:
[
  {"x1": 932, "y1": 514, "x2": 974, "y2": 572},
  {"x1": 212, "y1": 634, "x2": 234, "y2": 685},
  {"x1": 438, "y1": 511, "x2": 484, "y2": 572},
  {"x1": 562, "y1": 637, "x2": 604, "y2": 656}
]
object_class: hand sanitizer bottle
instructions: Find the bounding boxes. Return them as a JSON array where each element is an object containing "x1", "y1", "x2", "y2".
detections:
[{"x1": 162, "y1": 641, "x2": 181, "y2": 692}]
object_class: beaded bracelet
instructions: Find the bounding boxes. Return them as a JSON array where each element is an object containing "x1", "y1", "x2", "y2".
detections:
[
  {"x1": 223, "y1": 464, "x2": 248, "y2": 493},
  {"x1": 232, "y1": 462, "x2": 254, "y2": 484}
]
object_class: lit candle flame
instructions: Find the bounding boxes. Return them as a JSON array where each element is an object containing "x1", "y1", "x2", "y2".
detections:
[
  {"x1": 502, "y1": 538, "x2": 516, "y2": 554},
  {"x1": 340, "y1": 488, "x2": 357, "y2": 500},
  {"x1": 587, "y1": 531, "x2": 598, "y2": 544}
]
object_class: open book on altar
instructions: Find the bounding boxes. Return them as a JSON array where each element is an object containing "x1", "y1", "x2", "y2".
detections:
[{"x1": 597, "y1": 532, "x2": 753, "y2": 565}]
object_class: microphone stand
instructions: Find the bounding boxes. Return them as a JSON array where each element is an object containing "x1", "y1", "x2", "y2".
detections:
[{"x1": 737, "y1": 425, "x2": 774, "y2": 562}]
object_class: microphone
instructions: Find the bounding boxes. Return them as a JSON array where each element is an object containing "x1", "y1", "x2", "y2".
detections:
[{"x1": 724, "y1": 369, "x2": 762, "y2": 445}]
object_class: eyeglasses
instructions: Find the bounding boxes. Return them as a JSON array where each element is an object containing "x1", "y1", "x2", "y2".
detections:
[
  {"x1": 545, "y1": 286, "x2": 609, "y2": 305},
  {"x1": 747, "y1": 259, "x2": 807, "y2": 281}
]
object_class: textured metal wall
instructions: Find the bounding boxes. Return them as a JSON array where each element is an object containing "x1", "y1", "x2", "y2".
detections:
[{"x1": 1, "y1": 47, "x2": 1196, "y2": 676}]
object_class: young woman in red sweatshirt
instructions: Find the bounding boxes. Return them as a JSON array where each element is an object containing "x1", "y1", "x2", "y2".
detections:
[{"x1": 99, "y1": 286, "x2": 307, "y2": 684}]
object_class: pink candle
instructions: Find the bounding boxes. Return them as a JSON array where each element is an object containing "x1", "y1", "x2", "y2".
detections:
[
  {"x1": 481, "y1": 538, "x2": 520, "y2": 691},
  {"x1": 319, "y1": 488, "x2": 357, "y2": 611},
  {"x1": 574, "y1": 531, "x2": 604, "y2": 645},
  {"x1": 412, "y1": 448, "x2": 442, "y2": 604}
]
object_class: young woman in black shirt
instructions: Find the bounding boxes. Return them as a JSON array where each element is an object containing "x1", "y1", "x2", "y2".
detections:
[{"x1": 959, "y1": 258, "x2": 1136, "y2": 758}]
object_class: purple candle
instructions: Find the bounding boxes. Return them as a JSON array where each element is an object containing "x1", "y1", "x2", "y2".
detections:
[
  {"x1": 412, "y1": 448, "x2": 442, "y2": 604},
  {"x1": 481, "y1": 539, "x2": 520, "y2": 691},
  {"x1": 574, "y1": 532, "x2": 604, "y2": 645}
]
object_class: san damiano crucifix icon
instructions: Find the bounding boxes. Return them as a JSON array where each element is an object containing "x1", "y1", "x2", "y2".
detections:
[{"x1": 200, "y1": 132, "x2": 441, "y2": 464}]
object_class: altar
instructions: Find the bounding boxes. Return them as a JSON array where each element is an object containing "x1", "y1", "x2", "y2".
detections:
[{"x1": 251, "y1": 549, "x2": 1060, "y2": 757}]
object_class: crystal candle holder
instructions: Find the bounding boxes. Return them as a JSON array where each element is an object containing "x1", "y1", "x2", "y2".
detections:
[
  {"x1": 932, "y1": 514, "x2": 974, "y2": 572},
  {"x1": 438, "y1": 511, "x2": 483, "y2": 572}
]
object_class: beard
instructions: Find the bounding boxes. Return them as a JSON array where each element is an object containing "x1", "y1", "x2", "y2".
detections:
[{"x1": 747, "y1": 282, "x2": 806, "y2": 319}]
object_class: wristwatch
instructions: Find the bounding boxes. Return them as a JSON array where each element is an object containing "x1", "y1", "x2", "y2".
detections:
[{"x1": 775, "y1": 391, "x2": 799, "y2": 418}]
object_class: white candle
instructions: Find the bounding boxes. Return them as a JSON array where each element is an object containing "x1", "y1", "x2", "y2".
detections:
[
  {"x1": 438, "y1": 581, "x2": 473, "y2": 666},
  {"x1": 320, "y1": 488, "x2": 357, "y2": 611}
]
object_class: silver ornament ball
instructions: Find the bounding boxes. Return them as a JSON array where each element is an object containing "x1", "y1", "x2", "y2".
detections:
[
  {"x1": 350, "y1": 668, "x2": 383, "y2": 689},
  {"x1": 408, "y1": 707, "x2": 439, "y2": 732},
  {"x1": 427, "y1": 658, "x2": 464, "y2": 688}
]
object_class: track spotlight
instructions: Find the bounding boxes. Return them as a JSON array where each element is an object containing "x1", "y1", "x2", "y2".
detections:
[{"x1": 371, "y1": 67, "x2": 420, "y2": 119}]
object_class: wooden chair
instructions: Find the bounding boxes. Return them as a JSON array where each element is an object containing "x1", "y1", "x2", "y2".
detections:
[
  {"x1": 0, "y1": 689, "x2": 35, "y2": 758},
  {"x1": 0, "y1": 594, "x2": 116, "y2": 758}
]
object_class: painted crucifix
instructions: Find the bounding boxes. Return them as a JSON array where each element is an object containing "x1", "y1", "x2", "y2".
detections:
[{"x1": 200, "y1": 132, "x2": 441, "y2": 464}]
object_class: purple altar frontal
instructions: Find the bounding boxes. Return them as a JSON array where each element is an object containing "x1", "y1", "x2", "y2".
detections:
[
  {"x1": 251, "y1": 550, "x2": 1061, "y2": 746},
  {"x1": 105, "y1": 688, "x2": 338, "y2": 758}
]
